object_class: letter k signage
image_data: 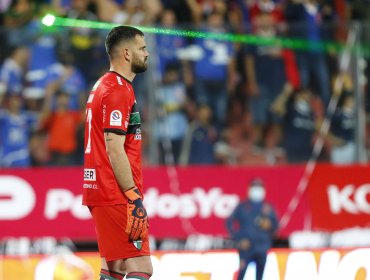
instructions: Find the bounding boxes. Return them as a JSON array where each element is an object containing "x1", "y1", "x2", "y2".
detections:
[
  {"x1": 327, "y1": 184, "x2": 370, "y2": 214},
  {"x1": 308, "y1": 165, "x2": 370, "y2": 231},
  {"x1": 328, "y1": 185, "x2": 359, "y2": 214}
]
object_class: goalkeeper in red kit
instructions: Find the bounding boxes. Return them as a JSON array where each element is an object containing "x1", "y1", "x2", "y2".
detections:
[{"x1": 82, "y1": 26, "x2": 152, "y2": 280}]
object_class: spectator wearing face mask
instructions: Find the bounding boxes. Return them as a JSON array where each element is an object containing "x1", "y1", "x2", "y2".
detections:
[
  {"x1": 226, "y1": 178, "x2": 278, "y2": 280},
  {"x1": 271, "y1": 87, "x2": 321, "y2": 163}
]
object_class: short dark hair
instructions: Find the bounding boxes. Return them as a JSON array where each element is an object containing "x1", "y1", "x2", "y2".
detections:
[
  {"x1": 105, "y1": 26, "x2": 144, "y2": 57},
  {"x1": 250, "y1": 177, "x2": 264, "y2": 187}
]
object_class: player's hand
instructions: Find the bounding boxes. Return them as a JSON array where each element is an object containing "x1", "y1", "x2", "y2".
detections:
[
  {"x1": 239, "y1": 239, "x2": 251, "y2": 250},
  {"x1": 124, "y1": 187, "x2": 149, "y2": 241}
]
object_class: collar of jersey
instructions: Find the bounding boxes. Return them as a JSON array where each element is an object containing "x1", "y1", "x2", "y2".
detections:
[{"x1": 108, "y1": 71, "x2": 132, "y2": 85}]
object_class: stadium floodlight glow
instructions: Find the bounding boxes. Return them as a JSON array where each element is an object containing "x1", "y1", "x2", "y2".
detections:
[
  {"x1": 40, "y1": 15, "x2": 369, "y2": 57},
  {"x1": 41, "y1": 14, "x2": 56, "y2": 27}
]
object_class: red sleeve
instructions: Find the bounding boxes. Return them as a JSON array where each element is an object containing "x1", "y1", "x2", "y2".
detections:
[
  {"x1": 283, "y1": 49, "x2": 300, "y2": 89},
  {"x1": 102, "y1": 86, "x2": 132, "y2": 135}
]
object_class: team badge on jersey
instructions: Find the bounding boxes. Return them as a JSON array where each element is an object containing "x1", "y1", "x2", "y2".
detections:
[
  {"x1": 133, "y1": 240, "x2": 143, "y2": 250},
  {"x1": 110, "y1": 110, "x2": 122, "y2": 126}
]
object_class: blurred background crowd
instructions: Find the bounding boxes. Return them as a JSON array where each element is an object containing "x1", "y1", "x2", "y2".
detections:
[{"x1": 0, "y1": 0, "x2": 369, "y2": 168}]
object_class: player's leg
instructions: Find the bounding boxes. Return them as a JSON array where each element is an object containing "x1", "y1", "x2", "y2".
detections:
[
  {"x1": 90, "y1": 205, "x2": 151, "y2": 279},
  {"x1": 237, "y1": 251, "x2": 252, "y2": 280},
  {"x1": 89, "y1": 207, "x2": 125, "y2": 279},
  {"x1": 237, "y1": 259, "x2": 248, "y2": 280},
  {"x1": 100, "y1": 258, "x2": 126, "y2": 280},
  {"x1": 124, "y1": 255, "x2": 153, "y2": 279},
  {"x1": 254, "y1": 253, "x2": 267, "y2": 280}
]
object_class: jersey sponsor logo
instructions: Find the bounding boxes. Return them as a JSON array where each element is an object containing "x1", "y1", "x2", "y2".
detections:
[
  {"x1": 110, "y1": 110, "x2": 122, "y2": 126},
  {"x1": 133, "y1": 240, "x2": 143, "y2": 250},
  {"x1": 135, "y1": 128, "x2": 142, "y2": 140},
  {"x1": 83, "y1": 183, "x2": 98, "y2": 189},
  {"x1": 84, "y1": 169, "x2": 96, "y2": 181},
  {"x1": 102, "y1": 105, "x2": 107, "y2": 124},
  {"x1": 145, "y1": 187, "x2": 239, "y2": 219}
]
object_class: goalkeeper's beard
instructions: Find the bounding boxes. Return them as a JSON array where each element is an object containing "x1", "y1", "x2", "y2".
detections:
[{"x1": 131, "y1": 55, "x2": 148, "y2": 73}]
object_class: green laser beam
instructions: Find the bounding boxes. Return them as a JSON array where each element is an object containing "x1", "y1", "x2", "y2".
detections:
[{"x1": 41, "y1": 14, "x2": 370, "y2": 57}]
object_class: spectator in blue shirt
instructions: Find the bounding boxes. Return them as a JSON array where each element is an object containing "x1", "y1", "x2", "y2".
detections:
[
  {"x1": 0, "y1": 94, "x2": 38, "y2": 167},
  {"x1": 25, "y1": 51, "x2": 87, "y2": 111},
  {"x1": 285, "y1": 0, "x2": 331, "y2": 106},
  {"x1": 25, "y1": 20, "x2": 60, "y2": 101},
  {"x1": 226, "y1": 178, "x2": 278, "y2": 280},
  {"x1": 155, "y1": 9, "x2": 187, "y2": 78},
  {"x1": 190, "y1": 11, "x2": 236, "y2": 129},
  {"x1": 0, "y1": 45, "x2": 29, "y2": 97},
  {"x1": 243, "y1": 11, "x2": 286, "y2": 147},
  {"x1": 271, "y1": 87, "x2": 318, "y2": 163},
  {"x1": 179, "y1": 103, "x2": 218, "y2": 165},
  {"x1": 154, "y1": 63, "x2": 188, "y2": 164},
  {"x1": 50, "y1": 52, "x2": 87, "y2": 110}
]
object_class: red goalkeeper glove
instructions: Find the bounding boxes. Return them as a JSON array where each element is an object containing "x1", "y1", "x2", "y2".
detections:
[{"x1": 124, "y1": 186, "x2": 148, "y2": 241}]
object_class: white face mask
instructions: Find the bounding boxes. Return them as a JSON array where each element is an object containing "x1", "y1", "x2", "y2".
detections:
[{"x1": 248, "y1": 186, "x2": 266, "y2": 202}]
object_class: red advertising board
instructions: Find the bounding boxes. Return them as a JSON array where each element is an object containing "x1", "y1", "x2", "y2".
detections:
[
  {"x1": 308, "y1": 164, "x2": 370, "y2": 231},
  {"x1": 0, "y1": 165, "x2": 306, "y2": 240},
  {"x1": 1, "y1": 164, "x2": 369, "y2": 240},
  {"x1": 0, "y1": 167, "x2": 94, "y2": 240},
  {"x1": 143, "y1": 165, "x2": 307, "y2": 238}
]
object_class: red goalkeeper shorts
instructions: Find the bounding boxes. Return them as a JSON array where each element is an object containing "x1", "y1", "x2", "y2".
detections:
[{"x1": 89, "y1": 204, "x2": 150, "y2": 261}]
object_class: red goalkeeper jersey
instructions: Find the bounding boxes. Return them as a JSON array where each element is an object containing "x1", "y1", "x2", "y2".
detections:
[{"x1": 82, "y1": 71, "x2": 143, "y2": 206}]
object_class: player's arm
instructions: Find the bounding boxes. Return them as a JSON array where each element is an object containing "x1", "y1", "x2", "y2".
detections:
[
  {"x1": 104, "y1": 131, "x2": 148, "y2": 241},
  {"x1": 244, "y1": 54, "x2": 259, "y2": 96},
  {"x1": 104, "y1": 131, "x2": 135, "y2": 191},
  {"x1": 225, "y1": 204, "x2": 240, "y2": 239}
]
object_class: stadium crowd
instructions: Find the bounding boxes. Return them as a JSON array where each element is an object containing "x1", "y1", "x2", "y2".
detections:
[{"x1": 0, "y1": 0, "x2": 368, "y2": 167}]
